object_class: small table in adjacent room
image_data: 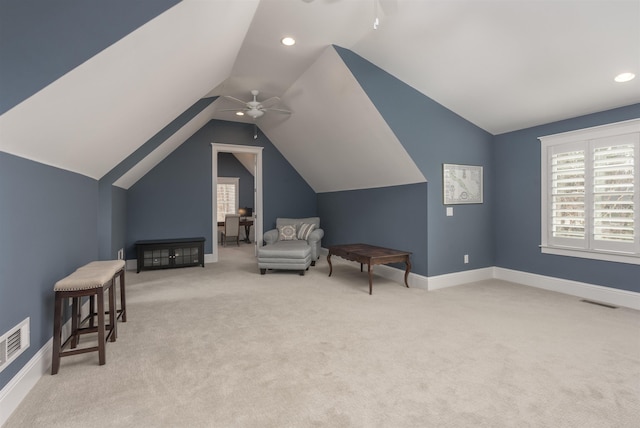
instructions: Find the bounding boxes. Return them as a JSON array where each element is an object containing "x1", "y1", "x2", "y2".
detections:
[{"x1": 327, "y1": 243, "x2": 412, "y2": 295}]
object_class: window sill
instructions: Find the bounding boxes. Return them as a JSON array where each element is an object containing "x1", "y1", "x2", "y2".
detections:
[{"x1": 540, "y1": 245, "x2": 640, "y2": 265}]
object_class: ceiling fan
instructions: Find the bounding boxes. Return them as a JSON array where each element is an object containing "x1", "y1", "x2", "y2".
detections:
[{"x1": 221, "y1": 90, "x2": 291, "y2": 119}]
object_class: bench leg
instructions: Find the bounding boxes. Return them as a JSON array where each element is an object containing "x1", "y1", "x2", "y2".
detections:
[
  {"x1": 96, "y1": 291, "x2": 106, "y2": 366},
  {"x1": 51, "y1": 294, "x2": 63, "y2": 375},
  {"x1": 70, "y1": 297, "x2": 79, "y2": 349},
  {"x1": 108, "y1": 280, "x2": 117, "y2": 342},
  {"x1": 118, "y1": 269, "x2": 127, "y2": 322}
]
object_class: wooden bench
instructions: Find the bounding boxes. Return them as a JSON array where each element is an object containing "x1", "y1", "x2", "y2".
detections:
[{"x1": 51, "y1": 260, "x2": 126, "y2": 375}]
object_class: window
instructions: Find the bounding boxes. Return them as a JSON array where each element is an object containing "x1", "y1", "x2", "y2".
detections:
[
  {"x1": 540, "y1": 119, "x2": 640, "y2": 265},
  {"x1": 217, "y1": 177, "x2": 239, "y2": 222}
]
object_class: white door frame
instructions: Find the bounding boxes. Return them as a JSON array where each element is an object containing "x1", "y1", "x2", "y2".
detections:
[{"x1": 211, "y1": 143, "x2": 263, "y2": 263}]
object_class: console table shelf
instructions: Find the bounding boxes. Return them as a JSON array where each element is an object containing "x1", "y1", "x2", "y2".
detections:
[{"x1": 135, "y1": 237, "x2": 205, "y2": 273}]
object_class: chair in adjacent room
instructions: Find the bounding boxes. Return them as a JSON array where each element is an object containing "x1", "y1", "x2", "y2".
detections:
[{"x1": 221, "y1": 214, "x2": 241, "y2": 246}]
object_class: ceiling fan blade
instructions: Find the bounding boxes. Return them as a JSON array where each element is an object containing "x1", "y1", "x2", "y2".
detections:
[
  {"x1": 260, "y1": 96, "x2": 281, "y2": 108},
  {"x1": 218, "y1": 108, "x2": 247, "y2": 113},
  {"x1": 223, "y1": 95, "x2": 249, "y2": 106},
  {"x1": 264, "y1": 107, "x2": 291, "y2": 114}
]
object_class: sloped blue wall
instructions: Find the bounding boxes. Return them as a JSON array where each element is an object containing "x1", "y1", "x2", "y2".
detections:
[
  {"x1": 333, "y1": 46, "x2": 494, "y2": 277},
  {"x1": 0, "y1": 152, "x2": 98, "y2": 389},
  {"x1": 126, "y1": 120, "x2": 317, "y2": 257},
  {"x1": 0, "y1": 0, "x2": 179, "y2": 114}
]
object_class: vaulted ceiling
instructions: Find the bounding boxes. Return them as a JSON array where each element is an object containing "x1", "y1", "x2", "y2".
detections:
[{"x1": 1, "y1": 0, "x2": 638, "y2": 192}]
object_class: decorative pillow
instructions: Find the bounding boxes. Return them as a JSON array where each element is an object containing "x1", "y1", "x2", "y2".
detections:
[
  {"x1": 297, "y1": 223, "x2": 316, "y2": 240},
  {"x1": 278, "y1": 224, "x2": 298, "y2": 241}
]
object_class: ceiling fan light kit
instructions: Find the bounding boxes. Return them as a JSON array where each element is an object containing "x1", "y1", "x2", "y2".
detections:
[{"x1": 246, "y1": 109, "x2": 264, "y2": 118}]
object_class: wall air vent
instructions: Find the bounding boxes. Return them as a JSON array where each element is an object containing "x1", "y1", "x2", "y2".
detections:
[{"x1": 0, "y1": 318, "x2": 30, "y2": 373}]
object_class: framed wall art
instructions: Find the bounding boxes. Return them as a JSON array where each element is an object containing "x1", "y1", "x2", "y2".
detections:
[{"x1": 443, "y1": 163, "x2": 483, "y2": 204}]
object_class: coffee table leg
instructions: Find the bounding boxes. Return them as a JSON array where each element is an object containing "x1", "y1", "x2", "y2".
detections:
[
  {"x1": 404, "y1": 257, "x2": 411, "y2": 288},
  {"x1": 368, "y1": 263, "x2": 373, "y2": 295},
  {"x1": 327, "y1": 253, "x2": 333, "y2": 277}
]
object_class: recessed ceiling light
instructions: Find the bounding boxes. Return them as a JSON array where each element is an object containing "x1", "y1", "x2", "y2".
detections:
[
  {"x1": 614, "y1": 72, "x2": 635, "y2": 83},
  {"x1": 281, "y1": 37, "x2": 295, "y2": 46},
  {"x1": 235, "y1": 111, "x2": 245, "y2": 116}
]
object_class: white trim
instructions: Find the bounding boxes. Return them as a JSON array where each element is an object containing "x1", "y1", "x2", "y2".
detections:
[
  {"x1": 0, "y1": 301, "x2": 89, "y2": 426},
  {"x1": 344, "y1": 261, "x2": 639, "y2": 310},
  {"x1": 494, "y1": 267, "x2": 640, "y2": 310},
  {"x1": 539, "y1": 118, "x2": 640, "y2": 263},
  {"x1": 427, "y1": 267, "x2": 495, "y2": 290},
  {"x1": 0, "y1": 338, "x2": 51, "y2": 427},
  {"x1": 374, "y1": 264, "x2": 429, "y2": 290},
  {"x1": 211, "y1": 143, "x2": 263, "y2": 263},
  {"x1": 540, "y1": 245, "x2": 640, "y2": 265}
]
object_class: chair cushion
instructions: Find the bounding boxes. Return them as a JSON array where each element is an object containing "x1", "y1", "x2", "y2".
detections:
[
  {"x1": 278, "y1": 224, "x2": 297, "y2": 241},
  {"x1": 77, "y1": 260, "x2": 125, "y2": 275},
  {"x1": 258, "y1": 240, "x2": 311, "y2": 259},
  {"x1": 54, "y1": 269, "x2": 115, "y2": 292}
]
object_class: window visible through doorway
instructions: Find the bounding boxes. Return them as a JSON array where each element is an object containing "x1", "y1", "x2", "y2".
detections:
[{"x1": 217, "y1": 177, "x2": 239, "y2": 222}]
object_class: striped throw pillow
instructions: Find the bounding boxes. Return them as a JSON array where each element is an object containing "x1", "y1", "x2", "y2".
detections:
[{"x1": 297, "y1": 223, "x2": 316, "y2": 240}]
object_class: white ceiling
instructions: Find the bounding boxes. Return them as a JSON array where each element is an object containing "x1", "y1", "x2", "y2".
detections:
[
  {"x1": 212, "y1": 0, "x2": 640, "y2": 134},
  {"x1": 1, "y1": 0, "x2": 638, "y2": 192}
]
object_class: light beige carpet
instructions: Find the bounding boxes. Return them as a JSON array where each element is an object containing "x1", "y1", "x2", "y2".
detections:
[{"x1": 4, "y1": 244, "x2": 640, "y2": 427}]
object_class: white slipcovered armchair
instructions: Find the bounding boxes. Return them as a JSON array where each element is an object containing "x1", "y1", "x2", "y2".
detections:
[{"x1": 262, "y1": 217, "x2": 324, "y2": 266}]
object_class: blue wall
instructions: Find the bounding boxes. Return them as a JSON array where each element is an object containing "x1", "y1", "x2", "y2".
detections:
[
  {"x1": 335, "y1": 46, "x2": 494, "y2": 276},
  {"x1": 318, "y1": 183, "x2": 428, "y2": 275},
  {"x1": 0, "y1": 0, "x2": 179, "y2": 115},
  {"x1": 494, "y1": 104, "x2": 640, "y2": 292},
  {"x1": 99, "y1": 98, "x2": 216, "y2": 260},
  {"x1": 126, "y1": 120, "x2": 317, "y2": 257},
  {"x1": 0, "y1": 152, "x2": 99, "y2": 389}
]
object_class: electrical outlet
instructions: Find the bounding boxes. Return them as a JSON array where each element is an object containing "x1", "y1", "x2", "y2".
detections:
[{"x1": 464, "y1": 254, "x2": 469, "y2": 264}]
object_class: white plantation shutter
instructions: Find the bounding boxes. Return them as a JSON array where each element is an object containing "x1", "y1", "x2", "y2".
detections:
[
  {"x1": 540, "y1": 119, "x2": 640, "y2": 264},
  {"x1": 551, "y1": 147, "x2": 585, "y2": 243},
  {"x1": 592, "y1": 137, "x2": 635, "y2": 253},
  {"x1": 217, "y1": 177, "x2": 239, "y2": 222}
]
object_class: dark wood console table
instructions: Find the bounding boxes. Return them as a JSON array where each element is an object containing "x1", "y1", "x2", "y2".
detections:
[
  {"x1": 327, "y1": 243, "x2": 412, "y2": 295},
  {"x1": 135, "y1": 237, "x2": 205, "y2": 273}
]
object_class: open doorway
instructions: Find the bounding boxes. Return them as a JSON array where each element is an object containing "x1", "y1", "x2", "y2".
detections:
[{"x1": 211, "y1": 143, "x2": 263, "y2": 263}]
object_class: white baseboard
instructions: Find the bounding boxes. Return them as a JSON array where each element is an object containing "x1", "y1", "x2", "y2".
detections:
[
  {"x1": 427, "y1": 267, "x2": 495, "y2": 290},
  {"x1": 365, "y1": 264, "x2": 639, "y2": 310},
  {"x1": 494, "y1": 267, "x2": 640, "y2": 311},
  {"x1": 0, "y1": 338, "x2": 52, "y2": 427},
  {"x1": 375, "y1": 264, "x2": 429, "y2": 290},
  {"x1": 0, "y1": 301, "x2": 89, "y2": 427}
]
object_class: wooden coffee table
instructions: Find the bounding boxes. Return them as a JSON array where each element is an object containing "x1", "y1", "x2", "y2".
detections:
[{"x1": 327, "y1": 244, "x2": 412, "y2": 295}]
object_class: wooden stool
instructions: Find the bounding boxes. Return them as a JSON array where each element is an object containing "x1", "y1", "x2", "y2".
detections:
[
  {"x1": 51, "y1": 268, "x2": 118, "y2": 375},
  {"x1": 78, "y1": 260, "x2": 127, "y2": 324}
]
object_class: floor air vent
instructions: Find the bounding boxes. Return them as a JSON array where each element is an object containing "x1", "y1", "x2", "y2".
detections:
[
  {"x1": 0, "y1": 318, "x2": 30, "y2": 373},
  {"x1": 581, "y1": 299, "x2": 618, "y2": 309}
]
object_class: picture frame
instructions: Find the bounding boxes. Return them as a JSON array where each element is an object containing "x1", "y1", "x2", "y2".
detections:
[{"x1": 442, "y1": 163, "x2": 483, "y2": 204}]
